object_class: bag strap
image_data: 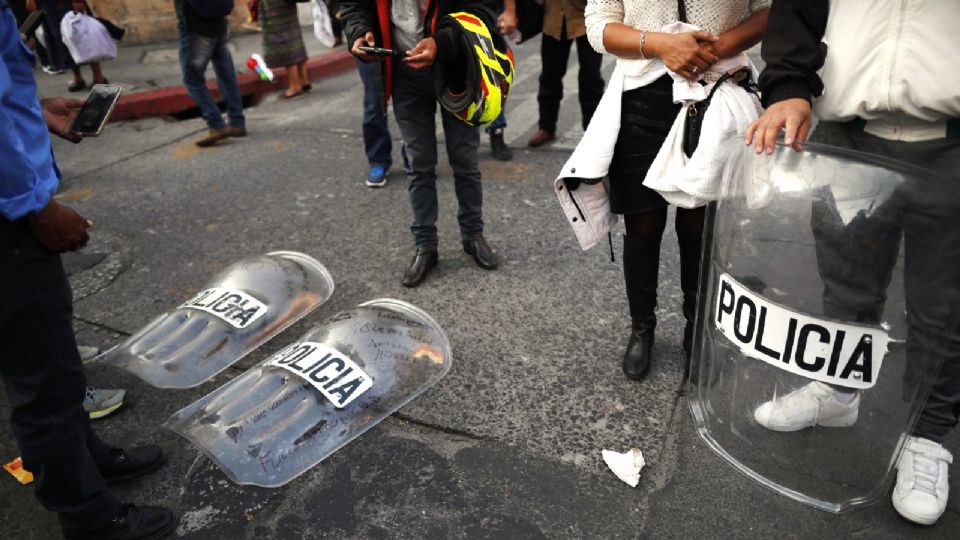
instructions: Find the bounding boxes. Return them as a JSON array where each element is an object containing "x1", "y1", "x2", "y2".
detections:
[{"x1": 677, "y1": 0, "x2": 687, "y2": 23}]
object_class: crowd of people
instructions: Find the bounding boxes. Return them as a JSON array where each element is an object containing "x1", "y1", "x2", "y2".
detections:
[{"x1": 1, "y1": 0, "x2": 959, "y2": 538}]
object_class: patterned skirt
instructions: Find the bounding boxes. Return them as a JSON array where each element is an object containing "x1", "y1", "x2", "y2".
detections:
[{"x1": 261, "y1": 0, "x2": 308, "y2": 68}]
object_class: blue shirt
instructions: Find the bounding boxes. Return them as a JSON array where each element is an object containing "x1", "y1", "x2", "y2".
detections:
[{"x1": 0, "y1": 0, "x2": 60, "y2": 221}]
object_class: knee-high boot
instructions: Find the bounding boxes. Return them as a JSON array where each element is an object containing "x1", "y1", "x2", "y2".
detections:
[
  {"x1": 677, "y1": 217, "x2": 705, "y2": 365},
  {"x1": 622, "y1": 234, "x2": 661, "y2": 380}
]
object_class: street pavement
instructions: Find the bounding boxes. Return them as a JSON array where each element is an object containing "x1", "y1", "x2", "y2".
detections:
[{"x1": 2, "y1": 33, "x2": 959, "y2": 539}]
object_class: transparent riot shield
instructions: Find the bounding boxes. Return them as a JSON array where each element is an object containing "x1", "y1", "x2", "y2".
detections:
[
  {"x1": 689, "y1": 142, "x2": 960, "y2": 512},
  {"x1": 164, "y1": 299, "x2": 452, "y2": 487},
  {"x1": 97, "y1": 251, "x2": 334, "y2": 388}
]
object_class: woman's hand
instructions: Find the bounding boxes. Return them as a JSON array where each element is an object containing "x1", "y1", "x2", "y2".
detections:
[{"x1": 652, "y1": 31, "x2": 719, "y2": 80}]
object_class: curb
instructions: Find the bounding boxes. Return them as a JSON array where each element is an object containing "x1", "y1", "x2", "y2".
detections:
[{"x1": 111, "y1": 49, "x2": 356, "y2": 122}]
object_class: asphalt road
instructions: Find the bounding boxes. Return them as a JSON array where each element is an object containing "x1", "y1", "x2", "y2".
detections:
[{"x1": 1, "y1": 38, "x2": 958, "y2": 539}]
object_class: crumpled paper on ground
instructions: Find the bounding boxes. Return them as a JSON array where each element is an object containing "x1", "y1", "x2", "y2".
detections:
[{"x1": 602, "y1": 448, "x2": 645, "y2": 487}]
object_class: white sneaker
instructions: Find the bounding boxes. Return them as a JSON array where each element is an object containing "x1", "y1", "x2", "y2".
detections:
[
  {"x1": 893, "y1": 436, "x2": 953, "y2": 525},
  {"x1": 753, "y1": 381, "x2": 860, "y2": 432},
  {"x1": 83, "y1": 387, "x2": 126, "y2": 419}
]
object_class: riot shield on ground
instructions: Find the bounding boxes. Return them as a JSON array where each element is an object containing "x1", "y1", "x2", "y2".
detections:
[
  {"x1": 97, "y1": 251, "x2": 334, "y2": 388},
  {"x1": 689, "y1": 143, "x2": 960, "y2": 512},
  {"x1": 164, "y1": 299, "x2": 452, "y2": 487}
]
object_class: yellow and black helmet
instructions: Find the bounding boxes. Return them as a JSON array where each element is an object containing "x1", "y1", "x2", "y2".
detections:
[{"x1": 435, "y1": 12, "x2": 515, "y2": 127}]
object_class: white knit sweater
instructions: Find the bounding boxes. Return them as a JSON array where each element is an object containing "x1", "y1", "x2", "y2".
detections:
[{"x1": 585, "y1": 0, "x2": 770, "y2": 78}]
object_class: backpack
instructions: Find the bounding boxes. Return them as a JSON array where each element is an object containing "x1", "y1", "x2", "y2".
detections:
[{"x1": 186, "y1": 0, "x2": 235, "y2": 20}]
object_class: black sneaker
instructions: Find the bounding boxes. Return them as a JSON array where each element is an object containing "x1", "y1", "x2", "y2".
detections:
[
  {"x1": 99, "y1": 446, "x2": 167, "y2": 485},
  {"x1": 490, "y1": 128, "x2": 513, "y2": 161},
  {"x1": 65, "y1": 504, "x2": 176, "y2": 540}
]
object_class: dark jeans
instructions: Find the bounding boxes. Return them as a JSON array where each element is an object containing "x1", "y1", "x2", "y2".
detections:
[
  {"x1": 179, "y1": 27, "x2": 245, "y2": 130},
  {"x1": 356, "y1": 58, "x2": 392, "y2": 169},
  {"x1": 0, "y1": 220, "x2": 120, "y2": 534},
  {"x1": 811, "y1": 121, "x2": 960, "y2": 443},
  {"x1": 537, "y1": 20, "x2": 604, "y2": 132},
  {"x1": 391, "y1": 60, "x2": 483, "y2": 250}
]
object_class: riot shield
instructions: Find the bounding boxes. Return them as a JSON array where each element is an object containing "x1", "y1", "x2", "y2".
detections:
[
  {"x1": 164, "y1": 299, "x2": 451, "y2": 487},
  {"x1": 97, "y1": 251, "x2": 335, "y2": 388},
  {"x1": 689, "y1": 143, "x2": 960, "y2": 512}
]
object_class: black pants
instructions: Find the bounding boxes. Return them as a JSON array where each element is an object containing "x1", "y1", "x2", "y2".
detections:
[
  {"x1": 0, "y1": 219, "x2": 120, "y2": 533},
  {"x1": 811, "y1": 121, "x2": 960, "y2": 443},
  {"x1": 537, "y1": 19, "x2": 604, "y2": 132}
]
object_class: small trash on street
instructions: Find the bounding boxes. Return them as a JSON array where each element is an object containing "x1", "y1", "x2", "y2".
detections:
[
  {"x1": 3, "y1": 457, "x2": 33, "y2": 485},
  {"x1": 602, "y1": 448, "x2": 645, "y2": 487}
]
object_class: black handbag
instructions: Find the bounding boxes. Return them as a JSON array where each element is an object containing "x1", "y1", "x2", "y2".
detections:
[{"x1": 516, "y1": 0, "x2": 544, "y2": 43}]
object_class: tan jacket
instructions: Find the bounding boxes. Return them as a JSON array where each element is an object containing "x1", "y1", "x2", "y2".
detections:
[{"x1": 543, "y1": 0, "x2": 588, "y2": 40}]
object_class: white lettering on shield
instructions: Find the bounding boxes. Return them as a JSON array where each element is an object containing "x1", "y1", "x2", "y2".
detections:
[
  {"x1": 265, "y1": 342, "x2": 373, "y2": 408},
  {"x1": 714, "y1": 273, "x2": 889, "y2": 389},
  {"x1": 180, "y1": 287, "x2": 268, "y2": 329}
]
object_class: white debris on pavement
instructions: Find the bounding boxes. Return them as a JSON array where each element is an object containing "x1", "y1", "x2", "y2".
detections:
[{"x1": 602, "y1": 448, "x2": 645, "y2": 487}]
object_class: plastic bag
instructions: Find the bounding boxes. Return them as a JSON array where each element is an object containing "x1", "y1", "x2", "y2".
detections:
[
  {"x1": 60, "y1": 12, "x2": 117, "y2": 65},
  {"x1": 312, "y1": 0, "x2": 335, "y2": 48}
]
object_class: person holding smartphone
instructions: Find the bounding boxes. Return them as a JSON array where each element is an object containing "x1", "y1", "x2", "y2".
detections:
[
  {"x1": 341, "y1": 0, "x2": 502, "y2": 287},
  {"x1": 0, "y1": 3, "x2": 175, "y2": 537}
]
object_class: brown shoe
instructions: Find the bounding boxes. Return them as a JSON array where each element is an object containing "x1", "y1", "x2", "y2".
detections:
[
  {"x1": 226, "y1": 125, "x2": 247, "y2": 138},
  {"x1": 527, "y1": 129, "x2": 556, "y2": 147},
  {"x1": 195, "y1": 128, "x2": 229, "y2": 147}
]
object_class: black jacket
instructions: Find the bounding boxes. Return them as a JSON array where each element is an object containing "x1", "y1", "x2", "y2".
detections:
[{"x1": 757, "y1": 0, "x2": 827, "y2": 108}]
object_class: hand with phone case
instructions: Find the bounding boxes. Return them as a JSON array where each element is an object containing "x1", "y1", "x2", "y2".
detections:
[{"x1": 40, "y1": 97, "x2": 84, "y2": 143}]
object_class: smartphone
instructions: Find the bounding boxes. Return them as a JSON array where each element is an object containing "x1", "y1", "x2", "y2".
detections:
[
  {"x1": 70, "y1": 84, "x2": 123, "y2": 137},
  {"x1": 358, "y1": 46, "x2": 405, "y2": 58},
  {"x1": 19, "y1": 10, "x2": 45, "y2": 38}
]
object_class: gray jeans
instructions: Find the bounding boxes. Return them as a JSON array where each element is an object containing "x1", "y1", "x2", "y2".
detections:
[
  {"x1": 811, "y1": 121, "x2": 960, "y2": 442},
  {"x1": 391, "y1": 60, "x2": 483, "y2": 250}
]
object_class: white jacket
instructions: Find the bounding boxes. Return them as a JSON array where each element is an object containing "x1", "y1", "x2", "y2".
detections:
[{"x1": 555, "y1": 22, "x2": 761, "y2": 249}]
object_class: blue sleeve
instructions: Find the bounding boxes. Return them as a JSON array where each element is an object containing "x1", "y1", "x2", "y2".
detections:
[{"x1": 0, "y1": 8, "x2": 58, "y2": 221}]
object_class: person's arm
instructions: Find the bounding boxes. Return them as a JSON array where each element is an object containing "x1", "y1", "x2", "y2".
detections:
[
  {"x1": 746, "y1": 0, "x2": 828, "y2": 153},
  {"x1": 600, "y1": 25, "x2": 718, "y2": 80},
  {"x1": 498, "y1": 0, "x2": 518, "y2": 36},
  {"x1": 406, "y1": 0, "x2": 499, "y2": 69},
  {"x1": 340, "y1": 0, "x2": 380, "y2": 62},
  {"x1": 701, "y1": 8, "x2": 769, "y2": 61}
]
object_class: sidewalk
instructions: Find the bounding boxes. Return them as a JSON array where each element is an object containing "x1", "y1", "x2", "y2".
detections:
[{"x1": 34, "y1": 27, "x2": 355, "y2": 121}]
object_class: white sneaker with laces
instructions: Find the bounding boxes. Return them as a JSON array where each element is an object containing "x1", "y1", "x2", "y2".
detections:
[
  {"x1": 753, "y1": 381, "x2": 860, "y2": 432},
  {"x1": 893, "y1": 435, "x2": 952, "y2": 525}
]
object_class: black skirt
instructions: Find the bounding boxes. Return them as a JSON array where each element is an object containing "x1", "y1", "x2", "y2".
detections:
[{"x1": 608, "y1": 75, "x2": 681, "y2": 215}]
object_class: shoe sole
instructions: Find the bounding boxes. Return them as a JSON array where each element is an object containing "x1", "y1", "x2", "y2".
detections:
[
  {"x1": 893, "y1": 495, "x2": 941, "y2": 526},
  {"x1": 104, "y1": 450, "x2": 168, "y2": 485},
  {"x1": 365, "y1": 179, "x2": 387, "y2": 188},
  {"x1": 756, "y1": 410, "x2": 858, "y2": 432},
  {"x1": 88, "y1": 401, "x2": 124, "y2": 420}
]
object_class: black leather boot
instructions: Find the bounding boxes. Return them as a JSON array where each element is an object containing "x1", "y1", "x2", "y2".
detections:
[
  {"x1": 677, "y1": 209, "x2": 706, "y2": 372},
  {"x1": 622, "y1": 234, "x2": 661, "y2": 380}
]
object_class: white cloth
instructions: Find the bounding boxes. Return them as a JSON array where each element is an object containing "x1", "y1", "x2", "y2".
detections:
[
  {"x1": 60, "y1": 12, "x2": 116, "y2": 65},
  {"x1": 642, "y1": 21, "x2": 761, "y2": 208},
  {"x1": 815, "y1": 1, "x2": 960, "y2": 128},
  {"x1": 555, "y1": 20, "x2": 761, "y2": 247},
  {"x1": 584, "y1": 0, "x2": 769, "y2": 79},
  {"x1": 313, "y1": 0, "x2": 336, "y2": 48}
]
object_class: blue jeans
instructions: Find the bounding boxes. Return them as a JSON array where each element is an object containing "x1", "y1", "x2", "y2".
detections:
[
  {"x1": 485, "y1": 111, "x2": 507, "y2": 133},
  {"x1": 179, "y1": 28, "x2": 245, "y2": 130},
  {"x1": 357, "y1": 58, "x2": 392, "y2": 169}
]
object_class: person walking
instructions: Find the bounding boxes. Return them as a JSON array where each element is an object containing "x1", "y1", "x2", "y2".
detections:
[
  {"x1": 29, "y1": 0, "x2": 108, "y2": 91},
  {"x1": 175, "y1": 0, "x2": 247, "y2": 147},
  {"x1": 261, "y1": 0, "x2": 310, "y2": 99},
  {"x1": 342, "y1": 0, "x2": 501, "y2": 287},
  {"x1": 580, "y1": 0, "x2": 769, "y2": 380},
  {"x1": 746, "y1": 0, "x2": 960, "y2": 526},
  {"x1": 0, "y1": 4, "x2": 174, "y2": 537},
  {"x1": 527, "y1": 0, "x2": 603, "y2": 148}
]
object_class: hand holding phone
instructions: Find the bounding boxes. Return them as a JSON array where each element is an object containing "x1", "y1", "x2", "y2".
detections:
[
  {"x1": 41, "y1": 97, "x2": 84, "y2": 143},
  {"x1": 358, "y1": 46, "x2": 404, "y2": 58},
  {"x1": 70, "y1": 84, "x2": 123, "y2": 137}
]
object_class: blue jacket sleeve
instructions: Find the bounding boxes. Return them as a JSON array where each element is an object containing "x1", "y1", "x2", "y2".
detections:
[{"x1": 0, "y1": 14, "x2": 57, "y2": 221}]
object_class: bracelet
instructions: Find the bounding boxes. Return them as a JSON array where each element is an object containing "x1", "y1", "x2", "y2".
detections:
[{"x1": 638, "y1": 31, "x2": 646, "y2": 59}]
